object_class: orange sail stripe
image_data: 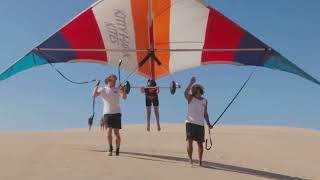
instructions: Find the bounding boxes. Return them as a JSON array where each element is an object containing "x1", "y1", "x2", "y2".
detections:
[
  {"x1": 152, "y1": 0, "x2": 171, "y2": 79},
  {"x1": 131, "y1": 0, "x2": 151, "y2": 78}
]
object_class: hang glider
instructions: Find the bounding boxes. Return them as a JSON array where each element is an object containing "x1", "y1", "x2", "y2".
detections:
[{"x1": 0, "y1": 0, "x2": 319, "y2": 85}]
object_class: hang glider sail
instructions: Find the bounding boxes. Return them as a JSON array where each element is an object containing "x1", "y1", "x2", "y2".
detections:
[{"x1": 0, "y1": 0, "x2": 319, "y2": 85}]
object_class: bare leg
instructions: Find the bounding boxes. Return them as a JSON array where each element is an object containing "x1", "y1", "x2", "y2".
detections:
[
  {"x1": 197, "y1": 141, "x2": 204, "y2": 166},
  {"x1": 107, "y1": 128, "x2": 113, "y2": 156},
  {"x1": 100, "y1": 119, "x2": 104, "y2": 131},
  {"x1": 114, "y1": 129, "x2": 121, "y2": 148},
  {"x1": 154, "y1": 106, "x2": 161, "y2": 131},
  {"x1": 114, "y1": 129, "x2": 121, "y2": 156},
  {"x1": 146, "y1": 106, "x2": 151, "y2": 131},
  {"x1": 187, "y1": 139, "x2": 193, "y2": 165}
]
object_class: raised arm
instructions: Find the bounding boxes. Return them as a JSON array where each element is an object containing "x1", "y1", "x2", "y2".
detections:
[
  {"x1": 120, "y1": 86, "x2": 128, "y2": 100},
  {"x1": 184, "y1": 77, "x2": 196, "y2": 102},
  {"x1": 204, "y1": 101, "x2": 213, "y2": 129},
  {"x1": 93, "y1": 80, "x2": 101, "y2": 97}
]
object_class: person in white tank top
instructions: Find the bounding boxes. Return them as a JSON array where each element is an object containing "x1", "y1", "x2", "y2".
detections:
[{"x1": 184, "y1": 77, "x2": 213, "y2": 166}]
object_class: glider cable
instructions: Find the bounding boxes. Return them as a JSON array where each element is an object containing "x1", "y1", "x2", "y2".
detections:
[
  {"x1": 205, "y1": 69, "x2": 255, "y2": 150},
  {"x1": 35, "y1": 50, "x2": 96, "y2": 85},
  {"x1": 88, "y1": 94, "x2": 96, "y2": 130},
  {"x1": 206, "y1": 48, "x2": 271, "y2": 150},
  {"x1": 213, "y1": 71, "x2": 255, "y2": 127},
  {"x1": 88, "y1": 80, "x2": 100, "y2": 131},
  {"x1": 118, "y1": 66, "x2": 140, "y2": 87}
]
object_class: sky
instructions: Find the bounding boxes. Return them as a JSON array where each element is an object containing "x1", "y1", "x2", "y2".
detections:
[{"x1": 0, "y1": 0, "x2": 319, "y2": 131}]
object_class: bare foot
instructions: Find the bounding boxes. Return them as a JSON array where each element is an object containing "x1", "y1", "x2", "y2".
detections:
[
  {"x1": 157, "y1": 125, "x2": 161, "y2": 131},
  {"x1": 182, "y1": 163, "x2": 194, "y2": 167},
  {"x1": 147, "y1": 124, "x2": 150, "y2": 132}
]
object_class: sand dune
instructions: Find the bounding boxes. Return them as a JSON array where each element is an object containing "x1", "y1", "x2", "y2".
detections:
[{"x1": 0, "y1": 124, "x2": 319, "y2": 180}]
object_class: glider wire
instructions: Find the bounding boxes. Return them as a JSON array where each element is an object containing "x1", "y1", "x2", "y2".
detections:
[
  {"x1": 37, "y1": 51, "x2": 96, "y2": 85},
  {"x1": 206, "y1": 68, "x2": 256, "y2": 150},
  {"x1": 213, "y1": 69, "x2": 256, "y2": 127},
  {"x1": 118, "y1": 66, "x2": 140, "y2": 87}
]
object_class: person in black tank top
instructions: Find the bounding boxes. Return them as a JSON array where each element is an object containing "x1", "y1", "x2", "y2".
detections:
[{"x1": 140, "y1": 79, "x2": 161, "y2": 131}]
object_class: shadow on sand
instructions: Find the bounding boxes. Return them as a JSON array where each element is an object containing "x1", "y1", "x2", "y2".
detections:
[{"x1": 74, "y1": 148, "x2": 306, "y2": 180}]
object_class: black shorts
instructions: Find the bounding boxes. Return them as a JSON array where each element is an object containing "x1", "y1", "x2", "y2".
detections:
[
  {"x1": 186, "y1": 123, "x2": 205, "y2": 143},
  {"x1": 146, "y1": 96, "x2": 159, "y2": 107},
  {"x1": 104, "y1": 113, "x2": 122, "y2": 129}
]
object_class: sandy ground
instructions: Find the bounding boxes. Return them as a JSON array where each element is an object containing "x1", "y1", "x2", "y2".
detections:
[{"x1": 0, "y1": 124, "x2": 319, "y2": 180}]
